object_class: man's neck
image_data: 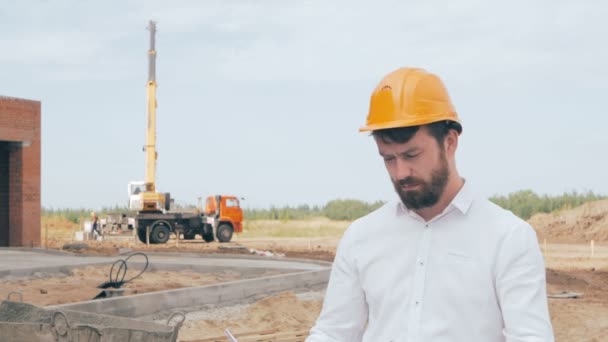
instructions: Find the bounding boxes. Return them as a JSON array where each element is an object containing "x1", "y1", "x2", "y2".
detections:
[{"x1": 414, "y1": 176, "x2": 465, "y2": 222}]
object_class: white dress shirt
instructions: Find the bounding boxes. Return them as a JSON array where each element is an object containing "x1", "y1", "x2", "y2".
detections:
[{"x1": 307, "y1": 182, "x2": 554, "y2": 342}]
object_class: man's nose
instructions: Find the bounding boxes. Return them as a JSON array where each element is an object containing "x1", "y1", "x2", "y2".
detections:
[{"x1": 394, "y1": 159, "x2": 414, "y2": 180}]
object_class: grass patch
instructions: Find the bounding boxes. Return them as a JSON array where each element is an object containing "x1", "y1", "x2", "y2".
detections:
[
  {"x1": 241, "y1": 217, "x2": 350, "y2": 238},
  {"x1": 41, "y1": 215, "x2": 350, "y2": 241},
  {"x1": 41, "y1": 215, "x2": 81, "y2": 242}
]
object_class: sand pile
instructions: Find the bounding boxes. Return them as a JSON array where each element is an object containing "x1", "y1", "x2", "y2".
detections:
[{"x1": 529, "y1": 200, "x2": 608, "y2": 243}]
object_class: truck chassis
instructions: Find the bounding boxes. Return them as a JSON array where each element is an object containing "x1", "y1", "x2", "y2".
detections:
[{"x1": 135, "y1": 212, "x2": 235, "y2": 244}]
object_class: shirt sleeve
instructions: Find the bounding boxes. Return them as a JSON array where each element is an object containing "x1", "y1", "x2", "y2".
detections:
[
  {"x1": 306, "y1": 225, "x2": 368, "y2": 342},
  {"x1": 496, "y1": 222, "x2": 555, "y2": 342}
]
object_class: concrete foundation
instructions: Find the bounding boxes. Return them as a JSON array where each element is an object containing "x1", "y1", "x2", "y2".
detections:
[{"x1": 0, "y1": 249, "x2": 331, "y2": 319}]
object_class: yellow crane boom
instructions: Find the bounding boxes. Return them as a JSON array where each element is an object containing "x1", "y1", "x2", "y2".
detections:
[
  {"x1": 141, "y1": 20, "x2": 168, "y2": 212},
  {"x1": 145, "y1": 20, "x2": 158, "y2": 193}
]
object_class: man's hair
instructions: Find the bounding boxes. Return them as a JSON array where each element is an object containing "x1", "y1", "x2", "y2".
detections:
[{"x1": 372, "y1": 120, "x2": 461, "y2": 146}]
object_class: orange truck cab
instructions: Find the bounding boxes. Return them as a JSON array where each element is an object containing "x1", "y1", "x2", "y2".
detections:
[{"x1": 204, "y1": 195, "x2": 243, "y2": 242}]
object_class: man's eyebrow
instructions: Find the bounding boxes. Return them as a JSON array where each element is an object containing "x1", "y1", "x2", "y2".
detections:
[
  {"x1": 378, "y1": 151, "x2": 396, "y2": 158},
  {"x1": 400, "y1": 147, "x2": 421, "y2": 155},
  {"x1": 389, "y1": 147, "x2": 421, "y2": 158}
]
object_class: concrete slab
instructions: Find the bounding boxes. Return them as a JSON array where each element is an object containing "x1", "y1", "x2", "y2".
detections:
[
  {"x1": 0, "y1": 249, "x2": 110, "y2": 271},
  {"x1": 0, "y1": 248, "x2": 328, "y2": 280}
]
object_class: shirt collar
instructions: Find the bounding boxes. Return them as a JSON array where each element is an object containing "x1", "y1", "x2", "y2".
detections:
[
  {"x1": 395, "y1": 178, "x2": 474, "y2": 218},
  {"x1": 451, "y1": 179, "x2": 473, "y2": 215}
]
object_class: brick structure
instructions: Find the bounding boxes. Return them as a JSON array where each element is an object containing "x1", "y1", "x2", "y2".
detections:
[{"x1": 0, "y1": 96, "x2": 41, "y2": 247}]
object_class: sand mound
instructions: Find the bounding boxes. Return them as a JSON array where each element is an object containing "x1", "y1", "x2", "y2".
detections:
[{"x1": 528, "y1": 200, "x2": 608, "y2": 243}]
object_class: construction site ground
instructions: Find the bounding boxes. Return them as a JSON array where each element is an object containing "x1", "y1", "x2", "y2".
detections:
[
  {"x1": 1, "y1": 236, "x2": 606, "y2": 341},
  {"x1": 11, "y1": 203, "x2": 608, "y2": 341}
]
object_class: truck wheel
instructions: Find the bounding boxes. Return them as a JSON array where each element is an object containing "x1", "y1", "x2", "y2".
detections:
[
  {"x1": 151, "y1": 222, "x2": 170, "y2": 244},
  {"x1": 137, "y1": 228, "x2": 147, "y2": 243},
  {"x1": 202, "y1": 224, "x2": 214, "y2": 242},
  {"x1": 217, "y1": 224, "x2": 233, "y2": 243}
]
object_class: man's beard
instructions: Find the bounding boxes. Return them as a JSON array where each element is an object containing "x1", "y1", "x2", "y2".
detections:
[{"x1": 393, "y1": 152, "x2": 449, "y2": 210}]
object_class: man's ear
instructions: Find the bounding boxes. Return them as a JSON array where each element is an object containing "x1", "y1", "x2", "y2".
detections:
[{"x1": 445, "y1": 129, "x2": 459, "y2": 155}]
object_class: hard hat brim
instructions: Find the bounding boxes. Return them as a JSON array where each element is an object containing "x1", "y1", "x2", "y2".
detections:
[{"x1": 359, "y1": 116, "x2": 461, "y2": 133}]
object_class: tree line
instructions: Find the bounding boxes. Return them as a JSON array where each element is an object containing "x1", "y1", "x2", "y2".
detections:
[
  {"x1": 488, "y1": 190, "x2": 606, "y2": 220},
  {"x1": 43, "y1": 190, "x2": 606, "y2": 223},
  {"x1": 243, "y1": 200, "x2": 386, "y2": 221}
]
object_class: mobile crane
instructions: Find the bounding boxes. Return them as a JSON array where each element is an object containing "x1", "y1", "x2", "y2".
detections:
[{"x1": 130, "y1": 20, "x2": 243, "y2": 244}]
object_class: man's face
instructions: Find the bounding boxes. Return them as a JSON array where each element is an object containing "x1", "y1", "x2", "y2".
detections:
[{"x1": 376, "y1": 128, "x2": 450, "y2": 210}]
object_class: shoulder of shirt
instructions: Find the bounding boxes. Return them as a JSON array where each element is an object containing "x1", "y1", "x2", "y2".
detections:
[
  {"x1": 471, "y1": 196, "x2": 537, "y2": 238},
  {"x1": 338, "y1": 201, "x2": 398, "y2": 246},
  {"x1": 353, "y1": 200, "x2": 396, "y2": 226}
]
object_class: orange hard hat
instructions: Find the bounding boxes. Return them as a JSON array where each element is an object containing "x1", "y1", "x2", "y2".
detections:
[{"x1": 359, "y1": 67, "x2": 461, "y2": 133}]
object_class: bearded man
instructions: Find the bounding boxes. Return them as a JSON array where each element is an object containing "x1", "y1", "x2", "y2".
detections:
[{"x1": 306, "y1": 68, "x2": 554, "y2": 342}]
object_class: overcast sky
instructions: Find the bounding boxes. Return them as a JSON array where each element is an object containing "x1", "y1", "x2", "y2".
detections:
[{"x1": 1, "y1": 0, "x2": 606, "y2": 210}]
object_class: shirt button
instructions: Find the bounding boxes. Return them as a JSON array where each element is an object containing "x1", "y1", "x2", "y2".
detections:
[
  {"x1": 419, "y1": 261, "x2": 424, "y2": 266},
  {"x1": 425, "y1": 224, "x2": 429, "y2": 228}
]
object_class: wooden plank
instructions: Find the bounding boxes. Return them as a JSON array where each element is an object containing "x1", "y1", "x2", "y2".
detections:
[
  {"x1": 548, "y1": 291, "x2": 583, "y2": 299},
  {"x1": 183, "y1": 329, "x2": 309, "y2": 342},
  {"x1": 238, "y1": 330, "x2": 309, "y2": 342}
]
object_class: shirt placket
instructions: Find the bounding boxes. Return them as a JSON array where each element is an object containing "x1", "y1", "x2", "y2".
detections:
[{"x1": 406, "y1": 223, "x2": 432, "y2": 341}]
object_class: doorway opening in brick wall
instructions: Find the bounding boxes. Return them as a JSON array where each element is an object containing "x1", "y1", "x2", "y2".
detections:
[{"x1": 0, "y1": 142, "x2": 9, "y2": 246}]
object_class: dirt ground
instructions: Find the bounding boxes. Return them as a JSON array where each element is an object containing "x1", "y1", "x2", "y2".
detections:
[
  {"x1": 177, "y1": 291, "x2": 323, "y2": 341},
  {"x1": 542, "y1": 244, "x2": 608, "y2": 342},
  {"x1": 12, "y1": 230, "x2": 608, "y2": 341}
]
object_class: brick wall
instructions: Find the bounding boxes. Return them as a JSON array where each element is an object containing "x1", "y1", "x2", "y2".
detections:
[
  {"x1": 0, "y1": 146, "x2": 8, "y2": 246},
  {"x1": 0, "y1": 96, "x2": 41, "y2": 247}
]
